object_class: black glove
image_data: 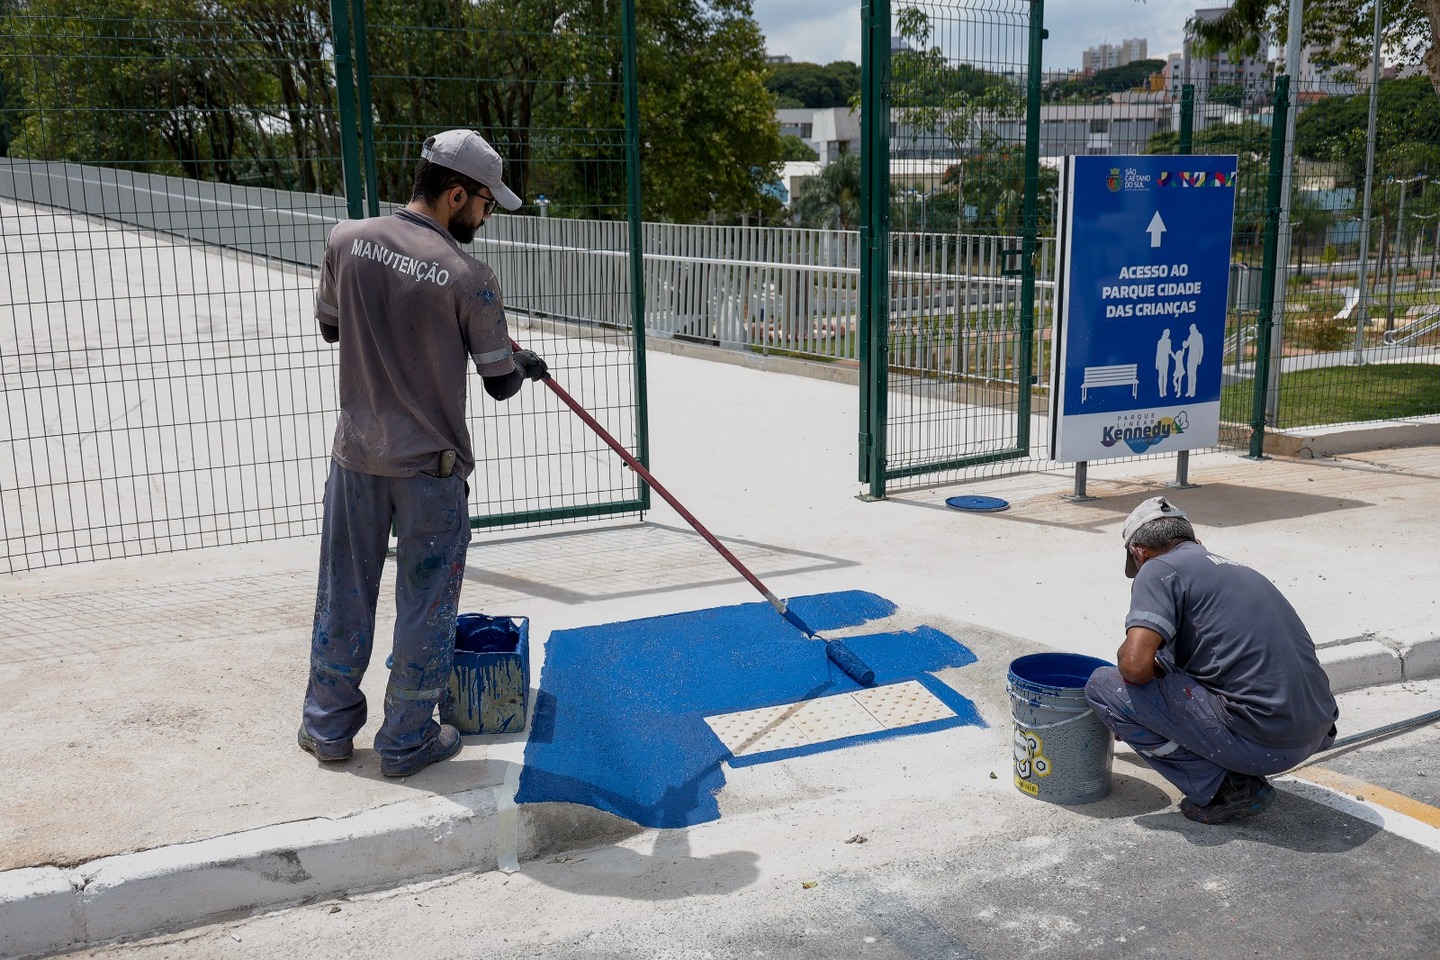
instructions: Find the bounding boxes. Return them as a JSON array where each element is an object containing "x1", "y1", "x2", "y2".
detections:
[{"x1": 512, "y1": 348, "x2": 549, "y2": 381}]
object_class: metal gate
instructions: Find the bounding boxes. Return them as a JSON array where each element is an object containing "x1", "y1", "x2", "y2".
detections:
[{"x1": 859, "y1": 0, "x2": 1047, "y2": 498}]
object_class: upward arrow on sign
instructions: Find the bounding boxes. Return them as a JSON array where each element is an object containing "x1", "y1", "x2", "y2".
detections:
[{"x1": 1147, "y1": 211, "x2": 1167, "y2": 248}]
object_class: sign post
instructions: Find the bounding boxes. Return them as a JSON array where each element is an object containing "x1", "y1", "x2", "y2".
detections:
[{"x1": 1050, "y1": 155, "x2": 1238, "y2": 466}]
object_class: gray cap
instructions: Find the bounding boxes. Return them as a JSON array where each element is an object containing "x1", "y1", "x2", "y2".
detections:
[
  {"x1": 1121, "y1": 495, "x2": 1187, "y2": 578},
  {"x1": 420, "y1": 130, "x2": 523, "y2": 211}
]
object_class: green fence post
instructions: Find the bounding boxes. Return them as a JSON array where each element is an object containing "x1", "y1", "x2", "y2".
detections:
[
  {"x1": 1017, "y1": 0, "x2": 1046, "y2": 452},
  {"x1": 328, "y1": 0, "x2": 364, "y2": 220},
  {"x1": 1179, "y1": 84, "x2": 1194, "y2": 154},
  {"x1": 858, "y1": 0, "x2": 891, "y2": 498},
  {"x1": 1248, "y1": 75, "x2": 1290, "y2": 459},
  {"x1": 350, "y1": 0, "x2": 380, "y2": 216},
  {"x1": 621, "y1": 0, "x2": 651, "y2": 508}
]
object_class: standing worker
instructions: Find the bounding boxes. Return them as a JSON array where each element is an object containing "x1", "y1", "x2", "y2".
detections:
[
  {"x1": 1085, "y1": 497, "x2": 1338, "y2": 824},
  {"x1": 299, "y1": 130, "x2": 550, "y2": 778}
]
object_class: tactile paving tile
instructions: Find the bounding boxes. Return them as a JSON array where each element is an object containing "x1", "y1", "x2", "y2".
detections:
[
  {"x1": 705, "y1": 681, "x2": 957, "y2": 758},
  {"x1": 853, "y1": 680, "x2": 957, "y2": 729},
  {"x1": 704, "y1": 704, "x2": 810, "y2": 756},
  {"x1": 786, "y1": 694, "x2": 885, "y2": 741}
]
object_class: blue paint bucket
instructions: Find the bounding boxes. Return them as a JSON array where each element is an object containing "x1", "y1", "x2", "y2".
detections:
[
  {"x1": 441, "y1": 614, "x2": 530, "y2": 735},
  {"x1": 1007, "y1": 653, "x2": 1114, "y2": 804}
]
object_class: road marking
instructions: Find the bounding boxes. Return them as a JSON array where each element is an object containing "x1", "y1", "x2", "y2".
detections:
[
  {"x1": 1291, "y1": 765, "x2": 1440, "y2": 828},
  {"x1": 1283, "y1": 767, "x2": 1440, "y2": 854}
]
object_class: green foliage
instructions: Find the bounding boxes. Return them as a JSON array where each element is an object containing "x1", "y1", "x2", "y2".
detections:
[
  {"x1": 892, "y1": 7, "x2": 1019, "y2": 150},
  {"x1": 780, "y1": 135, "x2": 818, "y2": 162},
  {"x1": 1208, "y1": 83, "x2": 1246, "y2": 108},
  {"x1": 0, "y1": 0, "x2": 334, "y2": 189},
  {"x1": 0, "y1": 0, "x2": 783, "y2": 223},
  {"x1": 1190, "y1": 0, "x2": 1438, "y2": 100},
  {"x1": 1149, "y1": 120, "x2": 1273, "y2": 252},
  {"x1": 765, "y1": 60, "x2": 859, "y2": 110},
  {"x1": 1295, "y1": 76, "x2": 1440, "y2": 183},
  {"x1": 789, "y1": 151, "x2": 859, "y2": 229},
  {"x1": 1044, "y1": 59, "x2": 1167, "y2": 103}
]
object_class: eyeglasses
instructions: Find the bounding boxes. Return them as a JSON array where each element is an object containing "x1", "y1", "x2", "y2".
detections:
[{"x1": 471, "y1": 190, "x2": 499, "y2": 216}]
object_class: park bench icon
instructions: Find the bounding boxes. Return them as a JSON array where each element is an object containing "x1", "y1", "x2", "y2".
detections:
[{"x1": 1080, "y1": 363, "x2": 1139, "y2": 403}]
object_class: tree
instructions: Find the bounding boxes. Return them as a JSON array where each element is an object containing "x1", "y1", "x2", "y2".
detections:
[
  {"x1": 780, "y1": 135, "x2": 818, "y2": 162},
  {"x1": 789, "y1": 151, "x2": 860, "y2": 229},
  {"x1": 1295, "y1": 75, "x2": 1440, "y2": 183},
  {"x1": 1188, "y1": 0, "x2": 1440, "y2": 103},
  {"x1": 1045, "y1": 59, "x2": 1167, "y2": 103},
  {"x1": 765, "y1": 60, "x2": 859, "y2": 109},
  {"x1": 1209, "y1": 83, "x2": 1247, "y2": 108}
]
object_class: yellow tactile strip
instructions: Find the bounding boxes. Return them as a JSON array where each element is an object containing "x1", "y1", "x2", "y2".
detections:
[{"x1": 704, "y1": 680, "x2": 956, "y2": 758}]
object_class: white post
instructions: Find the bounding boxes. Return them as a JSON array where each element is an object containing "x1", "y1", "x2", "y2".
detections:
[{"x1": 1265, "y1": 0, "x2": 1305, "y2": 422}]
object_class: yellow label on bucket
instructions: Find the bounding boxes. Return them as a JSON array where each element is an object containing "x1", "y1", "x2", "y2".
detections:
[
  {"x1": 1013, "y1": 728, "x2": 1052, "y2": 779},
  {"x1": 1014, "y1": 776, "x2": 1038, "y2": 796}
]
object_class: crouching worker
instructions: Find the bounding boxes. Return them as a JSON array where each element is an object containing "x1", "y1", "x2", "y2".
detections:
[{"x1": 1085, "y1": 497, "x2": 1338, "y2": 825}]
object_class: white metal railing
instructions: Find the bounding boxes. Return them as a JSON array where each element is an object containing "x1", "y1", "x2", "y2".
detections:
[
  {"x1": 479, "y1": 217, "x2": 1056, "y2": 382},
  {"x1": 1383, "y1": 307, "x2": 1440, "y2": 346}
]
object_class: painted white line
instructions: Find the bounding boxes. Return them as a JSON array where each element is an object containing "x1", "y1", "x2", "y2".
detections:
[
  {"x1": 495, "y1": 759, "x2": 522, "y2": 875},
  {"x1": 1280, "y1": 777, "x2": 1440, "y2": 855},
  {"x1": 705, "y1": 680, "x2": 956, "y2": 758}
]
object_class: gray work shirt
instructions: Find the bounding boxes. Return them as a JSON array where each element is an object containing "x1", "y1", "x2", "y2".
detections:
[
  {"x1": 1127, "y1": 541, "x2": 1338, "y2": 748},
  {"x1": 314, "y1": 208, "x2": 515, "y2": 480}
]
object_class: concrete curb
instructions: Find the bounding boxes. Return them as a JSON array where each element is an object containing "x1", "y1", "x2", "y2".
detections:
[
  {"x1": 5, "y1": 635, "x2": 1437, "y2": 958},
  {"x1": 1318, "y1": 631, "x2": 1440, "y2": 694},
  {"x1": 1264, "y1": 416, "x2": 1440, "y2": 459},
  {"x1": 0, "y1": 789, "x2": 630, "y2": 960}
]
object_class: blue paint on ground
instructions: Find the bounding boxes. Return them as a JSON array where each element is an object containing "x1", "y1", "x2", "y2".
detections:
[{"x1": 515, "y1": 590, "x2": 985, "y2": 828}]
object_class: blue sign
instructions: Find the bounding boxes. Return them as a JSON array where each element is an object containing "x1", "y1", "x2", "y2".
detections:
[{"x1": 1049, "y1": 155, "x2": 1237, "y2": 461}]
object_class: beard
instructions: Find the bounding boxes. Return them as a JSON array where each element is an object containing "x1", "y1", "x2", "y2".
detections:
[
  {"x1": 447, "y1": 215, "x2": 480, "y2": 245},
  {"x1": 446, "y1": 207, "x2": 486, "y2": 246}
]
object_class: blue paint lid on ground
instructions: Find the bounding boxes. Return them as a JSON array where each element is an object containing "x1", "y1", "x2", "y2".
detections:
[{"x1": 945, "y1": 495, "x2": 1010, "y2": 512}]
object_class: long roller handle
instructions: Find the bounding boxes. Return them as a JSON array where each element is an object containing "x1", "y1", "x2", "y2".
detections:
[{"x1": 515, "y1": 340, "x2": 875, "y2": 685}]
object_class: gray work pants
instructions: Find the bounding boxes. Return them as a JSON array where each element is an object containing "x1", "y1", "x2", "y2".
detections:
[
  {"x1": 1085, "y1": 665, "x2": 1334, "y2": 805},
  {"x1": 301, "y1": 460, "x2": 471, "y2": 765}
]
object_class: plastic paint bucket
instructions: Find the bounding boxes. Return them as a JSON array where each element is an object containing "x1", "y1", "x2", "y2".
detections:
[
  {"x1": 441, "y1": 614, "x2": 529, "y2": 735},
  {"x1": 1007, "y1": 652, "x2": 1114, "y2": 804}
]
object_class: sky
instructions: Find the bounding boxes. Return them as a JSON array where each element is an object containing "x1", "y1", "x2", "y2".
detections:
[{"x1": 750, "y1": 0, "x2": 1207, "y2": 72}]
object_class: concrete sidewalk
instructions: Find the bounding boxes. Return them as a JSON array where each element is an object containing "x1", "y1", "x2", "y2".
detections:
[{"x1": 4, "y1": 345, "x2": 1440, "y2": 958}]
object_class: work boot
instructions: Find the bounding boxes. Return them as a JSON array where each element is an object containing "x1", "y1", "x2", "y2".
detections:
[
  {"x1": 381, "y1": 723, "x2": 463, "y2": 778},
  {"x1": 297, "y1": 726, "x2": 353, "y2": 762},
  {"x1": 1180, "y1": 772, "x2": 1276, "y2": 825}
]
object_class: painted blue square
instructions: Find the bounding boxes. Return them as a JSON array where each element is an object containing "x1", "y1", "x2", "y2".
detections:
[{"x1": 516, "y1": 590, "x2": 985, "y2": 827}]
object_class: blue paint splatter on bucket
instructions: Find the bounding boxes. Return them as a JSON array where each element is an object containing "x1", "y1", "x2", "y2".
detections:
[{"x1": 515, "y1": 590, "x2": 983, "y2": 828}]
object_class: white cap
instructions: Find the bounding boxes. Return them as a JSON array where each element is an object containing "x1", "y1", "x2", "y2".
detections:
[
  {"x1": 420, "y1": 130, "x2": 522, "y2": 211},
  {"x1": 1121, "y1": 496, "x2": 1188, "y2": 578}
]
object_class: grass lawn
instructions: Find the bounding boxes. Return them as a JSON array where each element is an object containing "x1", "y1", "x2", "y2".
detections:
[{"x1": 1222, "y1": 363, "x2": 1440, "y2": 427}]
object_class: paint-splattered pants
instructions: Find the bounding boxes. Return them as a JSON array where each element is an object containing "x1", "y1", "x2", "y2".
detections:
[
  {"x1": 302, "y1": 460, "x2": 471, "y2": 765},
  {"x1": 1085, "y1": 665, "x2": 1334, "y2": 806}
]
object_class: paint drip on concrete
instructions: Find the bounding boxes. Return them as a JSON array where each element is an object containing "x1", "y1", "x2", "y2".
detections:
[{"x1": 515, "y1": 590, "x2": 983, "y2": 828}]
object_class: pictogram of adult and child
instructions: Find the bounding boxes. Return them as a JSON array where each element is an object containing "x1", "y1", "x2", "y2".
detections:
[
  {"x1": 1155, "y1": 324, "x2": 1205, "y2": 398},
  {"x1": 1079, "y1": 323, "x2": 1205, "y2": 404}
]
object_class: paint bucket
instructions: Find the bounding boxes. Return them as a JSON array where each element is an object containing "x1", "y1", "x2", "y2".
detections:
[
  {"x1": 440, "y1": 614, "x2": 530, "y2": 735},
  {"x1": 1007, "y1": 653, "x2": 1114, "y2": 804}
]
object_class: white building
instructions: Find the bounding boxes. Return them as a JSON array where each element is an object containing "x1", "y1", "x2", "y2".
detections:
[
  {"x1": 1083, "y1": 38, "x2": 1149, "y2": 74},
  {"x1": 776, "y1": 107, "x2": 861, "y2": 166}
]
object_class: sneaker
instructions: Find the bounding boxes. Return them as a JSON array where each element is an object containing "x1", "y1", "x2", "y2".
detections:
[
  {"x1": 297, "y1": 726, "x2": 353, "y2": 762},
  {"x1": 1180, "y1": 773, "x2": 1277, "y2": 825},
  {"x1": 381, "y1": 724, "x2": 463, "y2": 778}
]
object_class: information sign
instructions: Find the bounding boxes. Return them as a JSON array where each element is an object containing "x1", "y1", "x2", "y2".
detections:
[{"x1": 1049, "y1": 155, "x2": 1238, "y2": 462}]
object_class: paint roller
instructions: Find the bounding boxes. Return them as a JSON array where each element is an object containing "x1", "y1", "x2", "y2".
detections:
[{"x1": 512, "y1": 339, "x2": 876, "y2": 686}]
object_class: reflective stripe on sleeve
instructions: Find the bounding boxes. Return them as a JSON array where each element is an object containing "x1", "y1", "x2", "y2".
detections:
[
  {"x1": 316, "y1": 296, "x2": 339, "y2": 319},
  {"x1": 473, "y1": 345, "x2": 513, "y2": 365}
]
